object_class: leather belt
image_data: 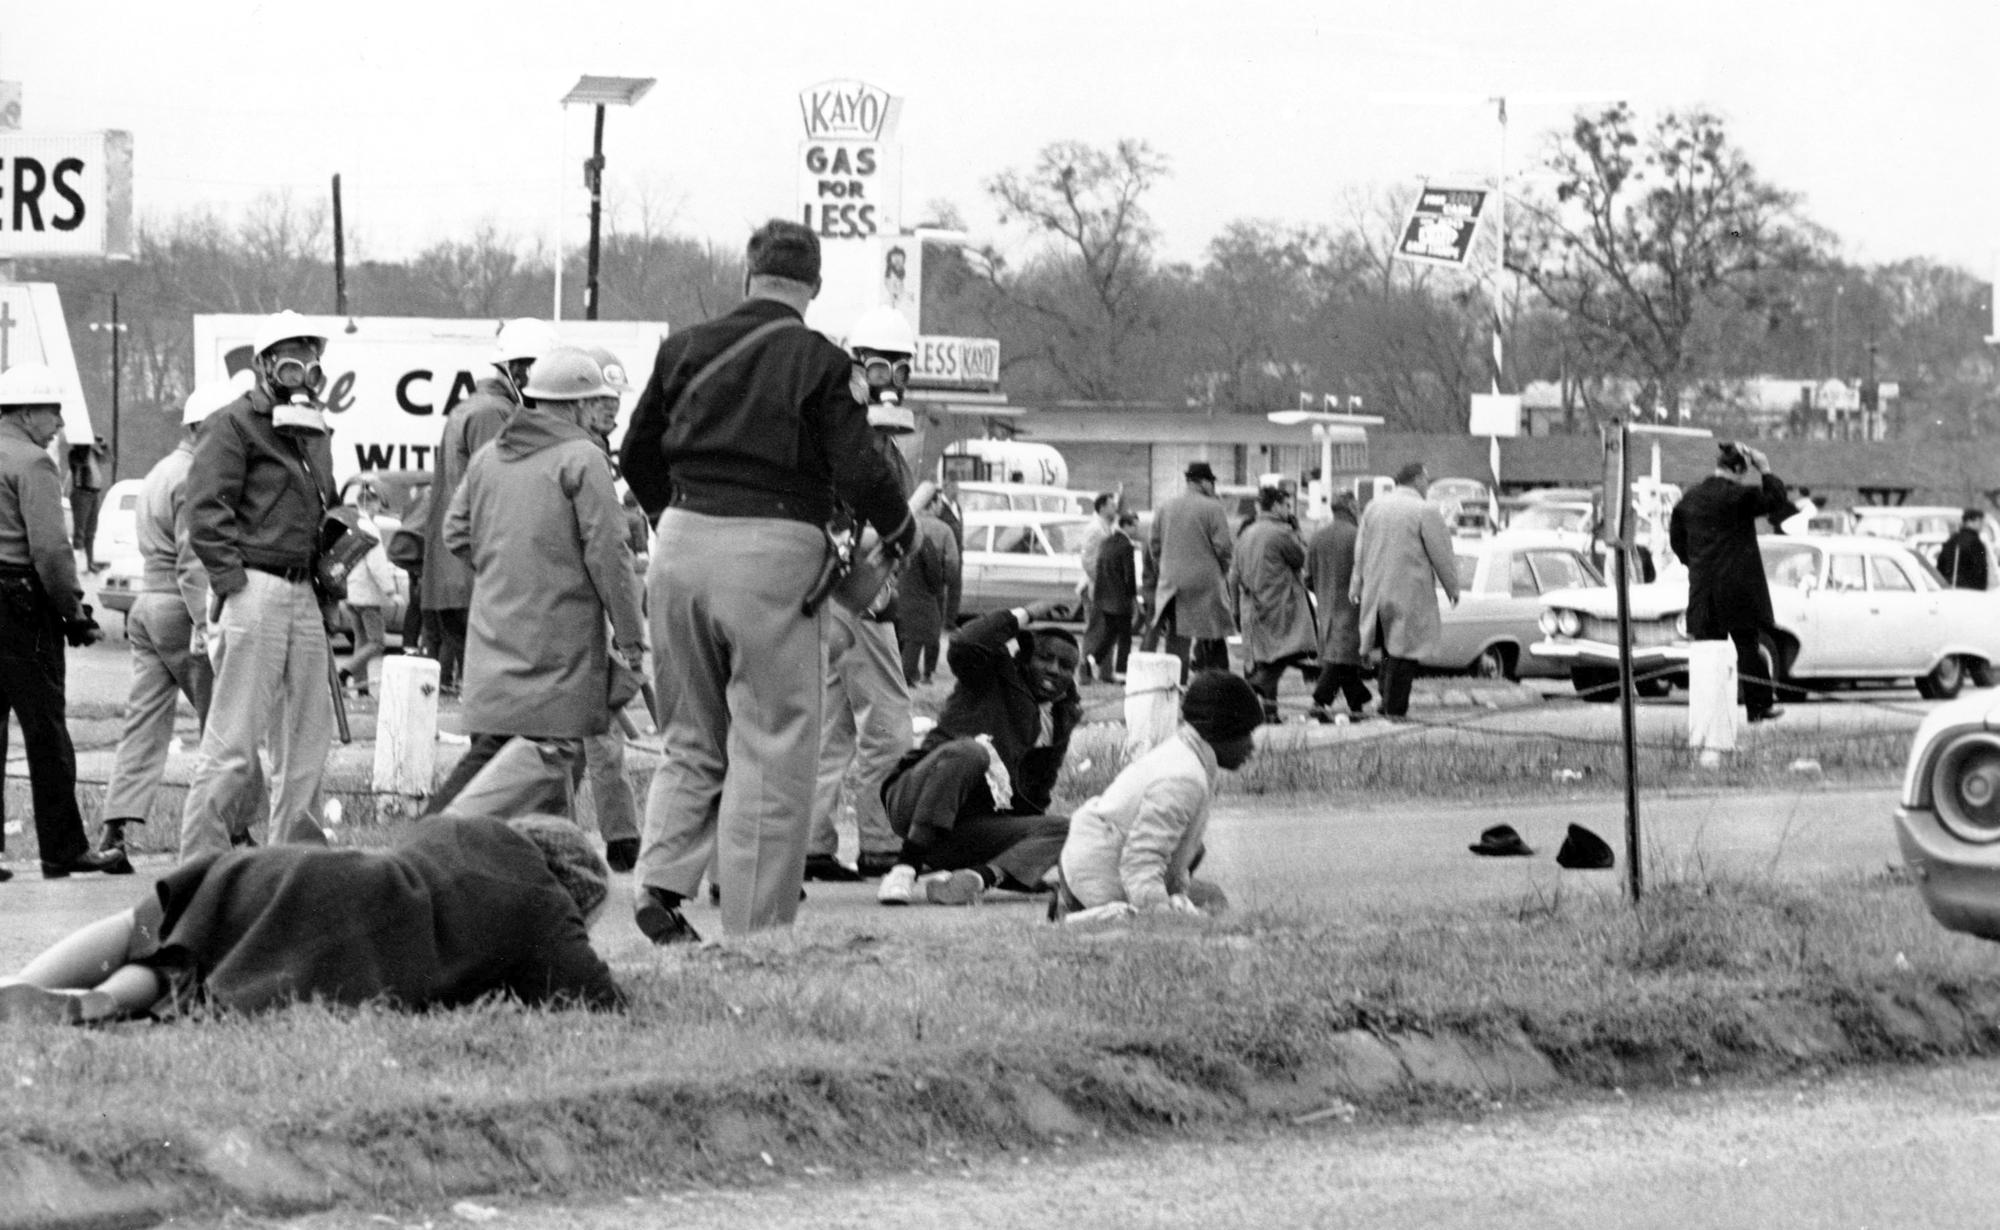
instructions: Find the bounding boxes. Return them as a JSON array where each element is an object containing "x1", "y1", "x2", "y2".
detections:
[{"x1": 248, "y1": 563, "x2": 314, "y2": 582}]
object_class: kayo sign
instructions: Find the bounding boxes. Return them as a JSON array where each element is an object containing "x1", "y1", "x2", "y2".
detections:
[
  {"x1": 910, "y1": 336, "x2": 1000, "y2": 391},
  {"x1": 1392, "y1": 185, "x2": 1489, "y2": 269},
  {"x1": 0, "y1": 131, "x2": 134, "y2": 258},
  {"x1": 797, "y1": 79, "x2": 901, "y2": 243}
]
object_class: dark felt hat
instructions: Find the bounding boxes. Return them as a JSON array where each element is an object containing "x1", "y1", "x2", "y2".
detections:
[
  {"x1": 1184, "y1": 460, "x2": 1218, "y2": 482},
  {"x1": 1556, "y1": 823, "x2": 1616, "y2": 870},
  {"x1": 1469, "y1": 823, "x2": 1535, "y2": 858}
]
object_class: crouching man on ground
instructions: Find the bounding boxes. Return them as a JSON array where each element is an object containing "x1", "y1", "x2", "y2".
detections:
[
  {"x1": 1053, "y1": 671, "x2": 1263, "y2": 923},
  {"x1": 877, "y1": 599, "x2": 1082, "y2": 906}
]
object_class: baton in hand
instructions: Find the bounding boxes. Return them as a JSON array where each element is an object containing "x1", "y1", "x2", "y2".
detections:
[{"x1": 327, "y1": 654, "x2": 352, "y2": 744}]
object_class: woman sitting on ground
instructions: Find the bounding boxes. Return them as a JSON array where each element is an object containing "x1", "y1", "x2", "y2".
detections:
[
  {"x1": 0, "y1": 814, "x2": 624, "y2": 1024},
  {"x1": 1054, "y1": 670, "x2": 1264, "y2": 923}
]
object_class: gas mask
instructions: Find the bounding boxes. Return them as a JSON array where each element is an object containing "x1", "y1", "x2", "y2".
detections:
[
  {"x1": 263, "y1": 354, "x2": 326, "y2": 399},
  {"x1": 854, "y1": 354, "x2": 912, "y2": 405}
]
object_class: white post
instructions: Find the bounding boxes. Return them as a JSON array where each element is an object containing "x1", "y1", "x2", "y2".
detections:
[
  {"x1": 1124, "y1": 652, "x2": 1183, "y2": 757},
  {"x1": 1685, "y1": 641, "x2": 1738, "y2": 762},
  {"x1": 373, "y1": 654, "x2": 442, "y2": 801}
]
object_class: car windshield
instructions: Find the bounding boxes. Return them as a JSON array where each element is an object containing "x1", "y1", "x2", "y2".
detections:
[
  {"x1": 1511, "y1": 505, "x2": 1590, "y2": 533},
  {"x1": 1039, "y1": 522, "x2": 1090, "y2": 553}
]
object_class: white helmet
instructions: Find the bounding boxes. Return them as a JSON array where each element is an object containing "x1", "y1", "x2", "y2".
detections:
[
  {"x1": 845, "y1": 305, "x2": 917, "y2": 357},
  {"x1": 182, "y1": 379, "x2": 241, "y2": 426},
  {"x1": 578, "y1": 345, "x2": 633, "y2": 393},
  {"x1": 493, "y1": 318, "x2": 559, "y2": 365},
  {"x1": 0, "y1": 363, "x2": 66, "y2": 408},
  {"x1": 252, "y1": 310, "x2": 328, "y2": 358},
  {"x1": 521, "y1": 348, "x2": 611, "y2": 401}
]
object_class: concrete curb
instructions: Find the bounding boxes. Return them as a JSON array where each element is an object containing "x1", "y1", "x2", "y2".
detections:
[{"x1": 8, "y1": 983, "x2": 1993, "y2": 1230}]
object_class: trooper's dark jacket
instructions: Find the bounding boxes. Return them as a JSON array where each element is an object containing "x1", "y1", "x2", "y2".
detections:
[
  {"x1": 619, "y1": 297, "x2": 912, "y2": 555},
  {"x1": 187, "y1": 385, "x2": 337, "y2": 597}
]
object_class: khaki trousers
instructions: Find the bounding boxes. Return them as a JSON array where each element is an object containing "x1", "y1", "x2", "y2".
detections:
[
  {"x1": 808, "y1": 607, "x2": 910, "y2": 862},
  {"x1": 178, "y1": 571, "x2": 335, "y2": 861},
  {"x1": 637, "y1": 511, "x2": 826, "y2": 935}
]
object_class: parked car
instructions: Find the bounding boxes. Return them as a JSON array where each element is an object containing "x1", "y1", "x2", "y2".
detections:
[
  {"x1": 953, "y1": 481, "x2": 1095, "y2": 518},
  {"x1": 91, "y1": 478, "x2": 145, "y2": 568},
  {"x1": 1428, "y1": 476, "x2": 1495, "y2": 536},
  {"x1": 1851, "y1": 504, "x2": 1998, "y2": 589},
  {"x1": 1431, "y1": 532, "x2": 1603, "y2": 680},
  {"x1": 1894, "y1": 690, "x2": 2000, "y2": 940},
  {"x1": 95, "y1": 554, "x2": 142, "y2": 622},
  {"x1": 957, "y1": 511, "x2": 1094, "y2": 621},
  {"x1": 1534, "y1": 534, "x2": 2000, "y2": 702}
]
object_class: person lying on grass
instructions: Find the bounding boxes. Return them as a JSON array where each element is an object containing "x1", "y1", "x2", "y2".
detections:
[
  {"x1": 0, "y1": 815, "x2": 624, "y2": 1024},
  {"x1": 1053, "y1": 670, "x2": 1263, "y2": 923}
]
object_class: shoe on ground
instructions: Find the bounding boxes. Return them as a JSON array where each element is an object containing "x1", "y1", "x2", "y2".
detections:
[
  {"x1": 41, "y1": 848, "x2": 134, "y2": 879},
  {"x1": 230, "y1": 829, "x2": 258, "y2": 849},
  {"x1": 802, "y1": 853, "x2": 864, "y2": 882},
  {"x1": 1748, "y1": 706, "x2": 1786, "y2": 724},
  {"x1": 855, "y1": 852, "x2": 902, "y2": 878},
  {"x1": 0, "y1": 983, "x2": 119, "y2": 1025},
  {"x1": 877, "y1": 863, "x2": 918, "y2": 906},
  {"x1": 604, "y1": 838, "x2": 639, "y2": 874},
  {"x1": 634, "y1": 886, "x2": 701, "y2": 946},
  {"x1": 924, "y1": 868, "x2": 986, "y2": 907},
  {"x1": 0, "y1": 867, "x2": 11, "y2": 883},
  {"x1": 99, "y1": 818, "x2": 139, "y2": 854}
]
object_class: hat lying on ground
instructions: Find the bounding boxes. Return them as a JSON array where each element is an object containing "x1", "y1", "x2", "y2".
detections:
[
  {"x1": 1469, "y1": 824, "x2": 1534, "y2": 858},
  {"x1": 1556, "y1": 823, "x2": 1616, "y2": 870}
]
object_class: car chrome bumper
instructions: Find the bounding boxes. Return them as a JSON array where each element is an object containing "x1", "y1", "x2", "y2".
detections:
[
  {"x1": 1530, "y1": 639, "x2": 1688, "y2": 667},
  {"x1": 1894, "y1": 805, "x2": 2000, "y2": 942}
]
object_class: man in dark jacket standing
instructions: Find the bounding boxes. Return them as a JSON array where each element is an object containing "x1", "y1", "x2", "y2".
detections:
[
  {"x1": 1668, "y1": 441, "x2": 1795, "y2": 724},
  {"x1": 875, "y1": 601, "x2": 1080, "y2": 907},
  {"x1": 1936, "y1": 509, "x2": 1990, "y2": 591},
  {"x1": 180, "y1": 312, "x2": 340, "y2": 861},
  {"x1": 1085, "y1": 512, "x2": 1140, "y2": 682},
  {"x1": 420, "y1": 319, "x2": 552, "y2": 692},
  {"x1": 1303, "y1": 493, "x2": 1372, "y2": 721},
  {"x1": 619, "y1": 220, "x2": 914, "y2": 940}
]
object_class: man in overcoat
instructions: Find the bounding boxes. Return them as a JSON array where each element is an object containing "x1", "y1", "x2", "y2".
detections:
[
  {"x1": 421, "y1": 318, "x2": 552, "y2": 692},
  {"x1": 1147, "y1": 461, "x2": 1235, "y2": 676},
  {"x1": 1302, "y1": 493, "x2": 1372, "y2": 721},
  {"x1": 1667, "y1": 441, "x2": 1794, "y2": 723},
  {"x1": 431, "y1": 348, "x2": 646, "y2": 816},
  {"x1": 1230, "y1": 487, "x2": 1317, "y2": 722},
  {"x1": 1350, "y1": 462, "x2": 1459, "y2": 720}
]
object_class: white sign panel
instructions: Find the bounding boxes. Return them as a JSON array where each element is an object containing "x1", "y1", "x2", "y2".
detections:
[
  {"x1": 193, "y1": 315, "x2": 668, "y2": 483},
  {"x1": 0, "y1": 132, "x2": 134, "y2": 259},
  {"x1": 911, "y1": 335, "x2": 1000, "y2": 391},
  {"x1": 1393, "y1": 185, "x2": 1489, "y2": 269},
  {"x1": 0, "y1": 283, "x2": 93, "y2": 441},
  {"x1": 1468, "y1": 392, "x2": 1521, "y2": 438},
  {"x1": 797, "y1": 141, "x2": 901, "y2": 242}
]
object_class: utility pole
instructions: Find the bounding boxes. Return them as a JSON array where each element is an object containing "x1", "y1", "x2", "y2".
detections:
[
  {"x1": 557, "y1": 76, "x2": 655, "y2": 323},
  {"x1": 87, "y1": 294, "x2": 125, "y2": 479}
]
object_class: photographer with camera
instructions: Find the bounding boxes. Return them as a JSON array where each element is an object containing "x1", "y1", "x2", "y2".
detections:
[
  {"x1": 180, "y1": 311, "x2": 341, "y2": 862},
  {"x1": 1668, "y1": 441, "x2": 1797, "y2": 724},
  {"x1": 0, "y1": 364, "x2": 125, "y2": 880}
]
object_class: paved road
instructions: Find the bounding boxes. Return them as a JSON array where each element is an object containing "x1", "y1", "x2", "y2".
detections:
[{"x1": 224, "y1": 1057, "x2": 2000, "y2": 1229}]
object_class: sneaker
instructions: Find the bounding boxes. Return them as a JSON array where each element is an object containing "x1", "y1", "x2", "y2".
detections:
[
  {"x1": 877, "y1": 863, "x2": 918, "y2": 906},
  {"x1": 604, "y1": 838, "x2": 639, "y2": 874},
  {"x1": 634, "y1": 886, "x2": 701, "y2": 946},
  {"x1": 802, "y1": 854, "x2": 863, "y2": 882},
  {"x1": 924, "y1": 868, "x2": 986, "y2": 907}
]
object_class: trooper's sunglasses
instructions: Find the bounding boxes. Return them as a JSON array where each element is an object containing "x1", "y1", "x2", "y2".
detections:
[{"x1": 860, "y1": 357, "x2": 912, "y2": 387}]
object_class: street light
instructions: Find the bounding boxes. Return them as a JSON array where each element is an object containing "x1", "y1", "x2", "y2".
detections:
[
  {"x1": 85, "y1": 292, "x2": 126, "y2": 479},
  {"x1": 554, "y1": 74, "x2": 656, "y2": 322}
]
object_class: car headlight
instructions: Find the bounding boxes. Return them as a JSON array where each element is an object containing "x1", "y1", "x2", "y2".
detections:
[
  {"x1": 1674, "y1": 611, "x2": 1688, "y2": 638},
  {"x1": 1538, "y1": 610, "x2": 1558, "y2": 635},
  {"x1": 1932, "y1": 733, "x2": 2000, "y2": 844},
  {"x1": 1555, "y1": 609, "x2": 1583, "y2": 637}
]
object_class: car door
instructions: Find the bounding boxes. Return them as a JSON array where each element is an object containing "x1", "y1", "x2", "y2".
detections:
[
  {"x1": 982, "y1": 522, "x2": 1053, "y2": 611},
  {"x1": 959, "y1": 524, "x2": 994, "y2": 612},
  {"x1": 1863, "y1": 552, "x2": 1943, "y2": 676},
  {"x1": 1428, "y1": 548, "x2": 1496, "y2": 667}
]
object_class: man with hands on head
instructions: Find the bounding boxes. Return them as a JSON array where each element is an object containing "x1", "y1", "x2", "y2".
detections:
[
  {"x1": 1669, "y1": 440, "x2": 1796, "y2": 724},
  {"x1": 875, "y1": 596, "x2": 1081, "y2": 907}
]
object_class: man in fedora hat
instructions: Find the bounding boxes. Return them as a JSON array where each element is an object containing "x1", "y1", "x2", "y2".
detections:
[{"x1": 1146, "y1": 461, "x2": 1235, "y2": 676}]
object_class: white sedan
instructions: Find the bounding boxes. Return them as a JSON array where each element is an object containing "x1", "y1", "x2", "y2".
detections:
[{"x1": 1533, "y1": 535, "x2": 2000, "y2": 702}]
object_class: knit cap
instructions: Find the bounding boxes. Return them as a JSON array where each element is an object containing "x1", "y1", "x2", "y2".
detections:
[{"x1": 1182, "y1": 671, "x2": 1265, "y2": 744}]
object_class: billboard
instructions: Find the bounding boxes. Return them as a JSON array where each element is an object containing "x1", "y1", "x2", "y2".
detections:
[
  {"x1": 1392, "y1": 185, "x2": 1490, "y2": 269},
  {"x1": 192, "y1": 315, "x2": 668, "y2": 483},
  {"x1": 796, "y1": 79, "x2": 905, "y2": 340},
  {"x1": 0, "y1": 131, "x2": 134, "y2": 259}
]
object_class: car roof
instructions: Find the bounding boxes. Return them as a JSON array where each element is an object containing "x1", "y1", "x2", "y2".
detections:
[
  {"x1": 1470, "y1": 530, "x2": 1585, "y2": 552},
  {"x1": 962, "y1": 509, "x2": 1092, "y2": 525}
]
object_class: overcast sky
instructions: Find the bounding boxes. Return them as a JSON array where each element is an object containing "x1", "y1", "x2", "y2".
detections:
[{"x1": 5, "y1": 0, "x2": 1994, "y2": 279}]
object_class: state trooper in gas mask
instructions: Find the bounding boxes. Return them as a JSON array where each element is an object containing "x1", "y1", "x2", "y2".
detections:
[{"x1": 180, "y1": 310, "x2": 342, "y2": 862}]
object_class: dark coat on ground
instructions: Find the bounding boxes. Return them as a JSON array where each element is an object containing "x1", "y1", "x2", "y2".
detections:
[
  {"x1": 132, "y1": 816, "x2": 621, "y2": 1015},
  {"x1": 1303, "y1": 508, "x2": 1363, "y2": 666},
  {"x1": 1937, "y1": 528, "x2": 1990, "y2": 591},
  {"x1": 1668, "y1": 472, "x2": 1793, "y2": 638},
  {"x1": 885, "y1": 608, "x2": 1081, "y2": 816}
]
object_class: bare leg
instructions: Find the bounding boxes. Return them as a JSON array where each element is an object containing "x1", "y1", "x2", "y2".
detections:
[
  {"x1": 13, "y1": 909, "x2": 140, "y2": 989},
  {"x1": 0, "y1": 908, "x2": 164, "y2": 1021}
]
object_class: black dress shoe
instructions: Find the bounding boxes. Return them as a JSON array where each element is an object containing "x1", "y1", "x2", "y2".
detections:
[
  {"x1": 1747, "y1": 706, "x2": 1786, "y2": 724},
  {"x1": 802, "y1": 854, "x2": 864, "y2": 882},
  {"x1": 0, "y1": 866, "x2": 12, "y2": 883},
  {"x1": 634, "y1": 886, "x2": 702, "y2": 946},
  {"x1": 604, "y1": 838, "x2": 639, "y2": 874},
  {"x1": 99, "y1": 817, "x2": 140, "y2": 854},
  {"x1": 42, "y1": 848, "x2": 135, "y2": 879},
  {"x1": 855, "y1": 853, "x2": 903, "y2": 878}
]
